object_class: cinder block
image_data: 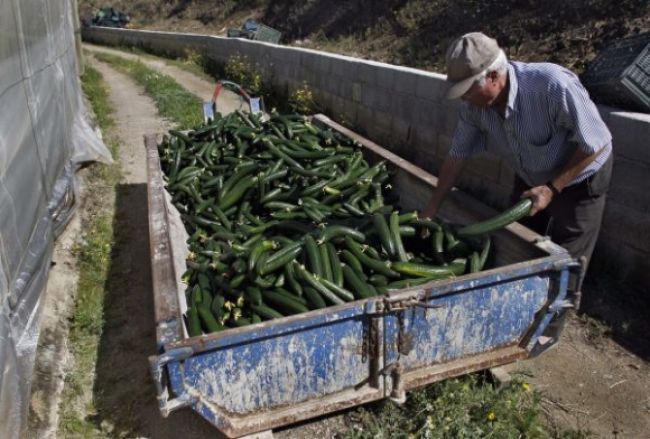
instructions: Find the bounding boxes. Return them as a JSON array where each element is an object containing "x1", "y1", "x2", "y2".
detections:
[
  {"x1": 412, "y1": 125, "x2": 438, "y2": 153},
  {"x1": 356, "y1": 62, "x2": 378, "y2": 85},
  {"x1": 331, "y1": 57, "x2": 359, "y2": 79},
  {"x1": 316, "y1": 54, "x2": 332, "y2": 75},
  {"x1": 356, "y1": 105, "x2": 374, "y2": 130},
  {"x1": 608, "y1": 111, "x2": 650, "y2": 164},
  {"x1": 415, "y1": 98, "x2": 444, "y2": 132},
  {"x1": 376, "y1": 67, "x2": 396, "y2": 89},
  {"x1": 415, "y1": 73, "x2": 447, "y2": 102},
  {"x1": 372, "y1": 109, "x2": 393, "y2": 135},
  {"x1": 300, "y1": 51, "x2": 320, "y2": 70},
  {"x1": 393, "y1": 93, "x2": 418, "y2": 125},
  {"x1": 319, "y1": 73, "x2": 341, "y2": 95},
  {"x1": 393, "y1": 69, "x2": 419, "y2": 95},
  {"x1": 373, "y1": 86, "x2": 394, "y2": 113},
  {"x1": 601, "y1": 200, "x2": 650, "y2": 254},
  {"x1": 607, "y1": 157, "x2": 650, "y2": 212},
  {"x1": 417, "y1": 99, "x2": 441, "y2": 126},
  {"x1": 271, "y1": 46, "x2": 296, "y2": 63},
  {"x1": 275, "y1": 63, "x2": 292, "y2": 82},
  {"x1": 391, "y1": 117, "x2": 412, "y2": 147},
  {"x1": 339, "y1": 98, "x2": 359, "y2": 126}
]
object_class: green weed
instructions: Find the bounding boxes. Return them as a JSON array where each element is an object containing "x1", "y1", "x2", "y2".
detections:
[
  {"x1": 93, "y1": 52, "x2": 203, "y2": 129},
  {"x1": 58, "y1": 66, "x2": 120, "y2": 437},
  {"x1": 345, "y1": 374, "x2": 589, "y2": 438}
]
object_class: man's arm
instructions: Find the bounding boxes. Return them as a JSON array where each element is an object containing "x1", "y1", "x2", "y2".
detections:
[
  {"x1": 523, "y1": 145, "x2": 606, "y2": 215},
  {"x1": 421, "y1": 155, "x2": 467, "y2": 220}
]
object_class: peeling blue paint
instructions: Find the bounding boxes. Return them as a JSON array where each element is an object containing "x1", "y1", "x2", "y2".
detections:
[{"x1": 158, "y1": 254, "x2": 573, "y2": 436}]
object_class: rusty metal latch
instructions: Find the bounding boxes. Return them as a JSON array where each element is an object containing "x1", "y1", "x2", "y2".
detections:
[{"x1": 148, "y1": 346, "x2": 197, "y2": 417}]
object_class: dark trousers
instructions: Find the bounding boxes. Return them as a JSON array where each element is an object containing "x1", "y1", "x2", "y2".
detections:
[
  {"x1": 511, "y1": 154, "x2": 613, "y2": 276},
  {"x1": 516, "y1": 155, "x2": 613, "y2": 349}
]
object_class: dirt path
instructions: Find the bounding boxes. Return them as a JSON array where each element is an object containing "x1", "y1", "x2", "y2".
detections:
[
  {"x1": 84, "y1": 43, "x2": 245, "y2": 112},
  {"x1": 505, "y1": 317, "x2": 650, "y2": 437},
  {"x1": 79, "y1": 57, "x2": 221, "y2": 438}
]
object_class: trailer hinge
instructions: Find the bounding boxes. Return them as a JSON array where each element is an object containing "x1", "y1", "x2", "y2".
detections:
[
  {"x1": 364, "y1": 300, "x2": 383, "y2": 389},
  {"x1": 148, "y1": 346, "x2": 197, "y2": 417}
]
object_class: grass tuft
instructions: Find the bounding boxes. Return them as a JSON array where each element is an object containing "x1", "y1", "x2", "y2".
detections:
[
  {"x1": 58, "y1": 65, "x2": 120, "y2": 438},
  {"x1": 345, "y1": 374, "x2": 592, "y2": 438},
  {"x1": 93, "y1": 52, "x2": 203, "y2": 129}
]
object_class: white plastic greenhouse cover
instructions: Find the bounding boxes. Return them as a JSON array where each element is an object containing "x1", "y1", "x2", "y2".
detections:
[{"x1": 1, "y1": 1, "x2": 111, "y2": 436}]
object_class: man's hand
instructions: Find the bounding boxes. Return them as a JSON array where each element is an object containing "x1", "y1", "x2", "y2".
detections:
[{"x1": 522, "y1": 185, "x2": 554, "y2": 216}]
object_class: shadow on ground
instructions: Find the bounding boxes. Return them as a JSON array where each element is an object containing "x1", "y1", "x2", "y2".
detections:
[
  {"x1": 580, "y1": 269, "x2": 650, "y2": 360},
  {"x1": 91, "y1": 183, "x2": 218, "y2": 438}
]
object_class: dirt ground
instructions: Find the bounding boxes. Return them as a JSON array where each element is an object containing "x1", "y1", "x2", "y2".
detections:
[{"x1": 36, "y1": 47, "x2": 650, "y2": 438}]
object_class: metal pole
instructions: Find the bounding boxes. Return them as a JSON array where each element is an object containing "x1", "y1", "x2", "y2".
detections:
[{"x1": 71, "y1": 0, "x2": 84, "y2": 75}]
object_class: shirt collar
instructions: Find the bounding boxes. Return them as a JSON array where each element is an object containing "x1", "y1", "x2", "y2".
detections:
[{"x1": 505, "y1": 62, "x2": 518, "y2": 118}]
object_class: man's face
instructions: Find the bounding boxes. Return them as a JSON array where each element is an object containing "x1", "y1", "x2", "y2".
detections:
[{"x1": 461, "y1": 71, "x2": 503, "y2": 107}]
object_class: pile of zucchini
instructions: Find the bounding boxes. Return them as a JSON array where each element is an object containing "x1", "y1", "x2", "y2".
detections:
[{"x1": 157, "y1": 110, "x2": 493, "y2": 336}]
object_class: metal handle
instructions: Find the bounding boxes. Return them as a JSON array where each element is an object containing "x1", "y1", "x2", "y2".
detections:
[
  {"x1": 566, "y1": 256, "x2": 586, "y2": 310},
  {"x1": 148, "y1": 347, "x2": 196, "y2": 417}
]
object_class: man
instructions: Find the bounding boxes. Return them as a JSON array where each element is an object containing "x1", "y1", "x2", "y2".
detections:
[{"x1": 422, "y1": 32, "x2": 613, "y2": 295}]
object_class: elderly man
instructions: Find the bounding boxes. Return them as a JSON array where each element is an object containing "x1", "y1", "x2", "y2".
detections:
[{"x1": 422, "y1": 32, "x2": 613, "y2": 292}]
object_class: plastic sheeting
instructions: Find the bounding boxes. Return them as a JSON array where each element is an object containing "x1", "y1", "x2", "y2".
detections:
[{"x1": 0, "y1": 0, "x2": 111, "y2": 437}]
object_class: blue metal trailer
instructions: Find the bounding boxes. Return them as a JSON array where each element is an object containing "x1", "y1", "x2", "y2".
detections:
[{"x1": 145, "y1": 115, "x2": 581, "y2": 438}]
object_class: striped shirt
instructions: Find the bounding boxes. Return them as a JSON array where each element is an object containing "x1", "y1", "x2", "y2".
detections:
[{"x1": 449, "y1": 61, "x2": 612, "y2": 187}]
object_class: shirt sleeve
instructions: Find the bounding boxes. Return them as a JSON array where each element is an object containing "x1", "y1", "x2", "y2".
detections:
[
  {"x1": 448, "y1": 105, "x2": 485, "y2": 159},
  {"x1": 553, "y1": 74, "x2": 612, "y2": 154}
]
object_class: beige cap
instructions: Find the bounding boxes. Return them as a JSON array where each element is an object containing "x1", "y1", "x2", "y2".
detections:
[{"x1": 445, "y1": 32, "x2": 500, "y2": 99}]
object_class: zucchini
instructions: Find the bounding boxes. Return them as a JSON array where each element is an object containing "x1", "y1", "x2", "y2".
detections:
[
  {"x1": 342, "y1": 265, "x2": 374, "y2": 299},
  {"x1": 317, "y1": 225, "x2": 366, "y2": 244},
  {"x1": 369, "y1": 274, "x2": 388, "y2": 286},
  {"x1": 294, "y1": 262, "x2": 344, "y2": 305},
  {"x1": 218, "y1": 175, "x2": 257, "y2": 210},
  {"x1": 273, "y1": 287, "x2": 308, "y2": 305},
  {"x1": 391, "y1": 261, "x2": 458, "y2": 278},
  {"x1": 341, "y1": 249, "x2": 364, "y2": 276},
  {"x1": 319, "y1": 277, "x2": 355, "y2": 302},
  {"x1": 390, "y1": 211, "x2": 409, "y2": 262},
  {"x1": 345, "y1": 236, "x2": 399, "y2": 278},
  {"x1": 245, "y1": 286, "x2": 263, "y2": 306},
  {"x1": 470, "y1": 252, "x2": 481, "y2": 273},
  {"x1": 198, "y1": 305, "x2": 225, "y2": 333},
  {"x1": 210, "y1": 295, "x2": 226, "y2": 320},
  {"x1": 304, "y1": 235, "x2": 323, "y2": 277},
  {"x1": 261, "y1": 290, "x2": 309, "y2": 314},
  {"x1": 373, "y1": 214, "x2": 395, "y2": 257},
  {"x1": 319, "y1": 243, "x2": 333, "y2": 282},
  {"x1": 284, "y1": 262, "x2": 304, "y2": 297},
  {"x1": 458, "y1": 198, "x2": 533, "y2": 236},
  {"x1": 252, "y1": 304, "x2": 284, "y2": 320},
  {"x1": 478, "y1": 236, "x2": 491, "y2": 270},
  {"x1": 259, "y1": 242, "x2": 303, "y2": 276},
  {"x1": 187, "y1": 306, "x2": 202, "y2": 336},
  {"x1": 327, "y1": 242, "x2": 344, "y2": 287},
  {"x1": 303, "y1": 286, "x2": 327, "y2": 309}
]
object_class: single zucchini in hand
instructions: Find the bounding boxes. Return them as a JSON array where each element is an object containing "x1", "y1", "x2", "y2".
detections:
[{"x1": 458, "y1": 198, "x2": 533, "y2": 236}]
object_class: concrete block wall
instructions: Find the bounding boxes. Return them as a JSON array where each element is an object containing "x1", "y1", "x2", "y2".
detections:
[{"x1": 82, "y1": 27, "x2": 650, "y2": 288}]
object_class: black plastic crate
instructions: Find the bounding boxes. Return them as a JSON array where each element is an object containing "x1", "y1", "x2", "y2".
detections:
[{"x1": 582, "y1": 32, "x2": 650, "y2": 112}]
